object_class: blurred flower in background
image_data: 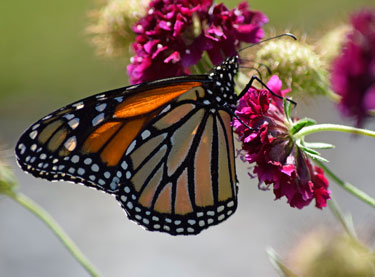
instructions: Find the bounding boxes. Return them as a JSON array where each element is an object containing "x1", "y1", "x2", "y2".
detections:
[
  {"x1": 127, "y1": 0, "x2": 268, "y2": 84},
  {"x1": 330, "y1": 9, "x2": 375, "y2": 127},
  {"x1": 88, "y1": 0, "x2": 150, "y2": 56},
  {"x1": 287, "y1": 229, "x2": 375, "y2": 276},
  {"x1": 315, "y1": 24, "x2": 351, "y2": 67},
  {"x1": 233, "y1": 76, "x2": 331, "y2": 209}
]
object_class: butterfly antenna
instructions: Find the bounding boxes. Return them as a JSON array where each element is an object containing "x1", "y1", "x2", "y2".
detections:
[
  {"x1": 239, "y1": 66, "x2": 265, "y2": 83},
  {"x1": 257, "y1": 63, "x2": 272, "y2": 75},
  {"x1": 238, "y1": 33, "x2": 297, "y2": 53}
]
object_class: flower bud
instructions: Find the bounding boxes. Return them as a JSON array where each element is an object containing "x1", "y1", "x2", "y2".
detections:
[
  {"x1": 256, "y1": 39, "x2": 331, "y2": 97},
  {"x1": 0, "y1": 157, "x2": 17, "y2": 196},
  {"x1": 288, "y1": 230, "x2": 374, "y2": 276},
  {"x1": 88, "y1": 0, "x2": 149, "y2": 57}
]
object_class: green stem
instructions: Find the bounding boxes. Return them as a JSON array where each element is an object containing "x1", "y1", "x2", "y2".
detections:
[
  {"x1": 316, "y1": 160, "x2": 375, "y2": 207},
  {"x1": 266, "y1": 247, "x2": 298, "y2": 277},
  {"x1": 326, "y1": 89, "x2": 341, "y2": 103},
  {"x1": 9, "y1": 192, "x2": 100, "y2": 277},
  {"x1": 294, "y1": 123, "x2": 375, "y2": 139},
  {"x1": 327, "y1": 197, "x2": 357, "y2": 240}
]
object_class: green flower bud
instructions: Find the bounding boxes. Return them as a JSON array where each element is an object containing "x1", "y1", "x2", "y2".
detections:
[
  {"x1": 88, "y1": 0, "x2": 149, "y2": 57},
  {"x1": 256, "y1": 39, "x2": 331, "y2": 97},
  {"x1": 0, "y1": 157, "x2": 17, "y2": 196},
  {"x1": 289, "y1": 230, "x2": 375, "y2": 276}
]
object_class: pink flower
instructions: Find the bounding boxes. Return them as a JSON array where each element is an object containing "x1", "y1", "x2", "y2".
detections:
[
  {"x1": 233, "y1": 75, "x2": 331, "y2": 209},
  {"x1": 331, "y1": 9, "x2": 375, "y2": 127},
  {"x1": 201, "y1": 2, "x2": 268, "y2": 64},
  {"x1": 127, "y1": 0, "x2": 268, "y2": 84}
]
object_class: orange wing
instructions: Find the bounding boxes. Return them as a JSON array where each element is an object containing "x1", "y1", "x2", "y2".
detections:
[{"x1": 15, "y1": 81, "x2": 203, "y2": 194}]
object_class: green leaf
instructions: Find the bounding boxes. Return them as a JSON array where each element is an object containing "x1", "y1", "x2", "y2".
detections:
[
  {"x1": 303, "y1": 142, "x2": 335, "y2": 149},
  {"x1": 290, "y1": 118, "x2": 316, "y2": 135},
  {"x1": 305, "y1": 151, "x2": 329, "y2": 163},
  {"x1": 283, "y1": 98, "x2": 292, "y2": 123},
  {"x1": 296, "y1": 139, "x2": 320, "y2": 155}
]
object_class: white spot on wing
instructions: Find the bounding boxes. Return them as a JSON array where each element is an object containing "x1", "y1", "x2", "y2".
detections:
[
  {"x1": 92, "y1": 113, "x2": 104, "y2": 126},
  {"x1": 64, "y1": 114, "x2": 74, "y2": 120},
  {"x1": 207, "y1": 211, "x2": 215, "y2": 216},
  {"x1": 115, "y1": 97, "x2": 123, "y2": 102},
  {"x1": 64, "y1": 136, "x2": 77, "y2": 151},
  {"x1": 68, "y1": 118, "x2": 79, "y2": 129},
  {"x1": 73, "y1": 102, "x2": 84, "y2": 110},
  {"x1": 18, "y1": 144, "x2": 26, "y2": 155},
  {"x1": 121, "y1": 161, "x2": 128, "y2": 170},
  {"x1": 71, "y1": 155, "x2": 79, "y2": 163},
  {"x1": 77, "y1": 168, "x2": 85, "y2": 175},
  {"x1": 29, "y1": 130, "x2": 38, "y2": 140},
  {"x1": 187, "y1": 219, "x2": 196, "y2": 225},
  {"x1": 227, "y1": 201, "x2": 234, "y2": 207},
  {"x1": 161, "y1": 105, "x2": 171, "y2": 114},
  {"x1": 126, "y1": 141, "x2": 136, "y2": 155},
  {"x1": 84, "y1": 158, "x2": 92, "y2": 165},
  {"x1": 91, "y1": 164, "x2": 99, "y2": 172},
  {"x1": 32, "y1": 124, "x2": 40, "y2": 130},
  {"x1": 95, "y1": 103, "x2": 107, "y2": 112},
  {"x1": 141, "y1": 130, "x2": 151, "y2": 140}
]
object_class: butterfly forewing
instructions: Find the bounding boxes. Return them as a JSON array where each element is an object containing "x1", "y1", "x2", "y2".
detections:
[{"x1": 15, "y1": 80, "x2": 204, "y2": 193}]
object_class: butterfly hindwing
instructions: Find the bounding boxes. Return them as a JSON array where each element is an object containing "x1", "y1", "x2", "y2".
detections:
[{"x1": 115, "y1": 85, "x2": 238, "y2": 235}]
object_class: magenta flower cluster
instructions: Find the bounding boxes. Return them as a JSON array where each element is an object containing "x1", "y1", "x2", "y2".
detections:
[
  {"x1": 331, "y1": 10, "x2": 375, "y2": 127},
  {"x1": 233, "y1": 76, "x2": 331, "y2": 209},
  {"x1": 127, "y1": 0, "x2": 268, "y2": 84}
]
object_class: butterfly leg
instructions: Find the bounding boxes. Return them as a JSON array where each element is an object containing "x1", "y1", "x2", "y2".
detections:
[
  {"x1": 238, "y1": 75, "x2": 297, "y2": 106},
  {"x1": 221, "y1": 103, "x2": 256, "y2": 132}
]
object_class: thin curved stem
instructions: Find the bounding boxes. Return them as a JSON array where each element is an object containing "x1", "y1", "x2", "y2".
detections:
[
  {"x1": 9, "y1": 192, "x2": 100, "y2": 277},
  {"x1": 326, "y1": 89, "x2": 341, "y2": 103},
  {"x1": 315, "y1": 160, "x2": 375, "y2": 207},
  {"x1": 294, "y1": 123, "x2": 375, "y2": 138},
  {"x1": 327, "y1": 197, "x2": 357, "y2": 240}
]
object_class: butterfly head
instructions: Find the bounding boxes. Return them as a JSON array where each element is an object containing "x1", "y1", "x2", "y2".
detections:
[{"x1": 208, "y1": 55, "x2": 239, "y2": 106}]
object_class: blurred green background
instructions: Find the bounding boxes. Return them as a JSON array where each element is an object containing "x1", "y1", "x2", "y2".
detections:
[
  {"x1": 1, "y1": 1, "x2": 374, "y2": 277},
  {"x1": 1, "y1": 0, "x2": 374, "y2": 123}
]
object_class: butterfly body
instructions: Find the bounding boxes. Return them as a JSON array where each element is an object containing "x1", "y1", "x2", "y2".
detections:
[{"x1": 16, "y1": 56, "x2": 240, "y2": 235}]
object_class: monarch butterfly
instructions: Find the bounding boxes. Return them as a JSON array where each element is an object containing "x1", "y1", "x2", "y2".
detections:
[{"x1": 15, "y1": 35, "x2": 295, "y2": 235}]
